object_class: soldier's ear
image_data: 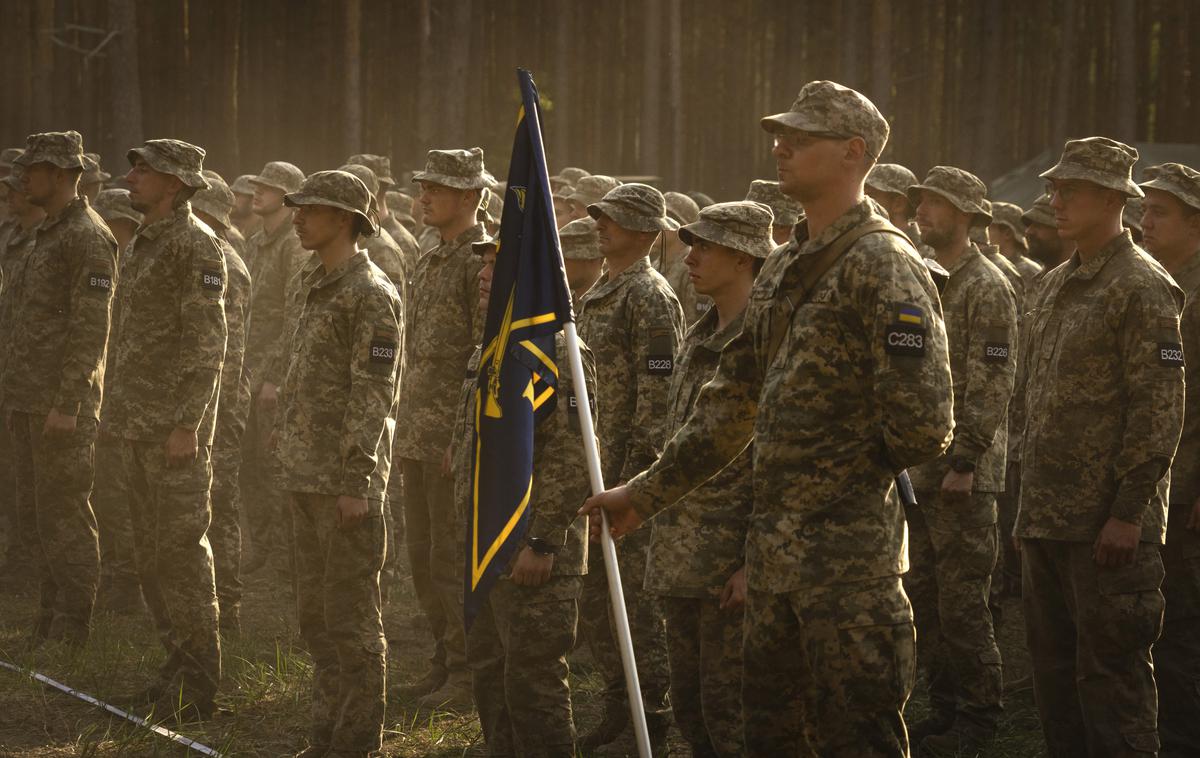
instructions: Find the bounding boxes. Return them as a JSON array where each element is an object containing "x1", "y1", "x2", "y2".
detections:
[{"x1": 843, "y1": 136, "x2": 868, "y2": 167}]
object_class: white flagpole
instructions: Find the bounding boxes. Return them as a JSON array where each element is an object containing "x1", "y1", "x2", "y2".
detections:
[
  {"x1": 562, "y1": 322, "x2": 653, "y2": 758},
  {"x1": 516, "y1": 68, "x2": 652, "y2": 758}
]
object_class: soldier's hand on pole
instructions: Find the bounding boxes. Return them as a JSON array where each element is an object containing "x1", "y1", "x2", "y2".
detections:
[
  {"x1": 164, "y1": 426, "x2": 198, "y2": 468},
  {"x1": 719, "y1": 565, "x2": 747, "y2": 612},
  {"x1": 1092, "y1": 516, "x2": 1140, "y2": 567},
  {"x1": 1188, "y1": 495, "x2": 1200, "y2": 533},
  {"x1": 510, "y1": 546, "x2": 553, "y2": 586},
  {"x1": 43, "y1": 408, "x2": 78, "y2": 440},
  {"x1": 335, "y1": 495, "x2": 368, "y2": 528},
  {"x1": 579, "y1": 484, "x2": 643, "y2": 539}
]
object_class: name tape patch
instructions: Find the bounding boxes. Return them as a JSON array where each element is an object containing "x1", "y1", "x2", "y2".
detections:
[
  {"x1": 369, "y1": 339, "x2": 397, "y2": 364},
  {"x1": 884, "y1": 323, "x2": 926, "y2": 357},
  {"x1": 647, "y1": 356, "x2": 674, "y2": 375},
  {"x1": 984, "y1": 342, "x2": 1010, "y2": 364},
  {"x1": 201, "y1": 270, "x2": 223, "y2": 292},
  {"x1": 87, "y1": 272, "x2": 112, "y2": 293},
  {"x1": 1158, "y1": 342, "x2": 1185, "y2": 368}
]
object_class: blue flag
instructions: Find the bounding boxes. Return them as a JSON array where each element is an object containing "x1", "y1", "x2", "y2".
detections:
[{"x1": 465, "y1": 69, "x2": 575, "y2": 628}]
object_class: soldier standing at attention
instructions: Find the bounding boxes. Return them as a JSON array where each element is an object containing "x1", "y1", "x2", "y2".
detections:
[
  {"x1": 988, "y1": 200, "x2": 1044, "y2": 284},
  {"x1": 108, "y1": 139, "x2": 227, "y2": 720},
  {"x1": 865, "y1": 162, "x2": 923, "y2": 247},
  {"x1": 229, "y1": 174, "x2": 262, "y2": 240},
  {"x1": 576, "y1": 182, "x2": 682, "y2": 754},
  {"x1": 903, "y1": 166, "x2": 1017, "y2": 755},
  {"x1": 745, "y1": 179, "x2": 804, "y2": 246},
  {"x1": 346, "y1": 153, "x2": 422, "y2": 276},
  {"x1": 276, "y1": 170, "x2": 402, "y2": 758},
  {"x1": 1022, "y1": 193, "x2": 1074, "y2": 271},
  {"x1": 1018, "y1": 137, "x2": 1184, "y2": 756},
  {"x1": 583, "y1": 81, "x2": 954, "y2": 756},
  {"x1": 647, "y1": 201, "x2": 775, "y2": 757},
  {"x1": 393, "y1": 148, "x2": 491, "y2": 708},
  {"x1": 558, "y1": 217, "x2": 605, "y2": 303},
  {"x1": 1136, "y1": 162, "x2": 1200, "y2": 757},
  {"x1": 2, "y1": 131, "x2": 116, "y2": 645}
]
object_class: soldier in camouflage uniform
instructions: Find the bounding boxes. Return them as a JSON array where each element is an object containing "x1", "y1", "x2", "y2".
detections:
[
  {"x1": 563, "y1": 174, "x2": 621, "y2": 224},
  {"x1": 190, "y1": 176, "x2": 253, "y2": 636},
  {"x1": 0, "y1": 132, "x2": 116, "y2": 644},
  {"x1": 458, "y1": 238, "x2": 595, "y2": 757},
  {"x1": 1022, "y1": 193, "x2": 1074, "y2": 270},
  {"x1": 1136, "y1": 163, "x2": 1200, "y2": 758},
  {"x1": 79, "y1": 152, "x2": 110, "y2": 203},
  {"x1": 903, "y1": 167, "x2": 1017, "y2": 754},
  {"x1": 558, "y1": 217, "x2": 604, "y2": 302},
  {"x1": 648, "y1": 201, "x2": 774, "y2": 757},
  {"x1": 988, "y1": 200, "x2": 1044, "y2": 283},
  {"x1": 346, "y1": 152, "x2": 422, "y2": 276},
  {"x1": 1124, "y1": 197, "x2": 1145, "y2": 244},
  {"x1": 576, "y1": 182, "x2": 682, "y2": 753},
  {"x1": 1018, "y1": 138, "x2": 1184, "y2": 756},
  {"x1": 657, "y1": 191, "x2": 711, "y2": 325},
  {"x1": 242, "y1": 160, "x2": 307, "y2": 574},
  {"x1": 94, "y1": 188, "x2": 142, "y2": 250},
  {"x1": 229, "y1": 174, "x2": 262, "y2": 240},
  {"x1": 0, "y1": 147, "x2": 22, "y2": 180},
  {"x1": 393, "y1": 147, "x2": 491, "y2": 706},
  {"x1": 385, "y1": 189, "x2": 418, "y2": 236},
  {"x1": 107, "y1": 139, "x2": 227, "y2": 720},
  {"x1": 338, "y1": 163, "x2": 409, "y2": 298},
  {"x1": 274, "y1": 171, "x2": 402, "y2": 758},
  {"x1": 866, "y1": 162, "x2": 924, "y2": 247},
  {"x1": 745, "y1": 179, "x2": 803, "y2": 246},
  {"x1": 584, "y1": 81, "x2": 955, "y2": 756}
]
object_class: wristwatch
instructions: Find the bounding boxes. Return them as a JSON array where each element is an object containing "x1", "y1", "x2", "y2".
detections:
[
  {"x1": 948, "y1": 455, "x2": 976, "y2": 474},
  {"x1": 527, "y1": 537, "x2": 559, "y2": 556}
]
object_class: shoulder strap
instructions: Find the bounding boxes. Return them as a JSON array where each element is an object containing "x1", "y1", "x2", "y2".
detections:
[{"x1": 765, "y1": 220, "x2": 909, "y2": 369}]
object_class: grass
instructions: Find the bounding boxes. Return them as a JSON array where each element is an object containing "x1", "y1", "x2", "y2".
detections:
[{"x1": 0, "y1": 559, "x2": 1048, "y2": 757}]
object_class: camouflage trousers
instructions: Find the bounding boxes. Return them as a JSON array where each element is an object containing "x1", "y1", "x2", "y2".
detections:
[
  {"x1": 0, "y1": 414, "x2": 36, "y2": 570},
  {"x1": 661, "y1": 595, "x2": 744, "y2": 758},
  {"x1": 578, "y1": 547, "x2": 624, "y2": 702},
  {"x1": 1022, "y1": 538, "x2": 1164, "y2": 757},
  {"x1": 92, "y1": 434, "x2": 140, "y2": 606},
  {"x1": 742, "y1": 576, "x2": 916, "y2": 757},
  {"x1": 9, "y1": 411, "x2": 100, "y2": 642},
  {"x1": 210, "y1": 433, "x2": 244, "y2": 630},
  {"x1": 401, "y1": 457, "x2": 466, "y2": 677},
  {"x1": 994, "y1": 462, "x2": 1022, "y2": 597},
  {"x1": 291, "y1": 493, "x2": 387, "y2": 754},
  {"x1": 467, "y1": 574, "x2": 581, "y2": 757},
  {"x1": 241, "y1": 400, "x2": 289, "y2": 562},
  {"x1": 121, "y1": 440, "x2": 221, "y2": 705},
  {"x1": 1158, "y1": 504, "x2": 1200, "y2": 758},
  {"x1": 905, "y1": 491, "x2": 1003, "y2": 731}
]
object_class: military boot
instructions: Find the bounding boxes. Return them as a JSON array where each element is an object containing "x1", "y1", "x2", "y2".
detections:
[
  {"x1": 393, "y1": 665, "x2": 447, "y2": 699},
  {"x1": 579, "y1": 696, "x2": 630, "y2": 750},
  {"x1": 417, "y1": 672, "x2": 475, "y2": 713}
]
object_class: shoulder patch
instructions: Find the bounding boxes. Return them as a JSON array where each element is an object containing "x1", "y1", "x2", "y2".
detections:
[
  {"x1": 368, "y1": 335, "x2": 398, "y2": 374},
  {"x1": 86, "y1": 271, "x2": 113, "y2": 295},
  {"x1": 884, "y1": 322, "x2": 926, "y2": 357},
  {"x1": 200, "y1": 269, "x2": 223, "y2": 293},
  {"x1": 646, "y1": 328, "x2": 675, "y2": 375},
  {"x1": 1158, "y1": 342, "x2": 1185, "y2": 368}
]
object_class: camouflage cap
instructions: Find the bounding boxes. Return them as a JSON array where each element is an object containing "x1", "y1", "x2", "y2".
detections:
[
  {"x1": 1123, "y1": 196, "x2": 1144, "y2": 233},
  {"x1": 0, "y1": 148, "x2": 23, "y2": 171},
  {"x1": 192, "y1": 173, "x2": 235, "y2": 230},
  {"x1": 1139, "y1": 162, "x2": 1200, "y2": 212},
  {"x1": 567, "y1": 175, "x2": 621, "y2": 208},
  {"x1": 555, "y1": 167, "x2": 590, "y2": 185},
  {"x1": 664, "y1": 191, "x2": 701, "y2": 225},
  {"x1": 230, "y1": 174, "x2": 257, "y2": 196},
  {"x1": 761, "y1": 80, "x2": 889, "y2": 159},
  {"x1": 339, "y1": 163, "x2": 380, "y2": 197},
  {"x1": 745, "y1": 179, "x2": 803, "y2": 226},
  {"x1": 907, "y1": 166, "x2": 992, "y2": 225},
  {"x1": 686, "y1": 191, "x2": 716, "y2": 209},
  {"x1": 989, "y1": 201, "x2": 1025, "y2": 238},
  {"x1": 82, "y1": 152, "x2": 111, "y2": 184},
  {"x1": 126, "y1": 139, "x2": 209, "y2": 189},
  {"x1": 251, "y1": 161, "x2": 305, "y2": 194},
  {"x1": 412, "y1": 147, "x2": 495, "y2": 190},
  {"x1": 558, "y1": 217, "x2": 603, "y2": 260},
  {"x1": 588, "y1": 183, "x2": 671, "y2": 233},
  {"x1": 677, "y1": 201, "x2": 775, "y2": 259},
  {"x1": 1040, "y1": 136, "x2": 1142, "y2": 197},
  {"x1": 93, "y1": 188, "x2": 143, "y2": 226},
  {"x1": 16, "y1": 130, "x2": 85, "y2": 169},
  {"x1": 552, "y1": 181, "x2": 575, "y2": 201},
  {"x1": 1, "y1": 165, "x2": 26, "y2": 192},
  {"x1": 386, "y1": 190, "x2": 416, "y2": 218},
  {"x1": 284, "y1": 169, "x2": 376, "y2": 235},
  {"x1": 471, "y1": 235, "x2": 499, "y2": 256},
  {"x1": 346, "y1": 153, "x2": 394, "y2": 187},
  {"x1": 866, "y1": 163, "x2": 919, "y2": 197},
  {"x1": 1021, "y1": 194, "x2": 1056, "y2": 227}
]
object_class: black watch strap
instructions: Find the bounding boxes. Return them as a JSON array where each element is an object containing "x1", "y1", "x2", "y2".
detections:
[{"x1": 527, "y1": 537, "x2": 559, "y2": 556}]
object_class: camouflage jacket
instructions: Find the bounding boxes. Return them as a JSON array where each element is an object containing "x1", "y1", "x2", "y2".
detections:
[
  {"x1": 224, "y1": 224, "x2": 248, "y2": 260},
  {"x1": 909, "y1": 243, "x2": 1017, "y2": 495},
  {"x1": 984, "y1": 245, "x2": 1025, "y2": 307},
  {"x1": 244, "y1": 212, "x2": 307, "y2": 390},
  {"x1": 627, "y1": 199, "x2": 954, "y2": 593},
  {"x1": 577, "y1": 256, "x2": 684, "y2": 485},
  {"x1": 216, "y1": 242, "x2": 252, "y2": 445},
  {"x1": 1167, "y1": 250, "x2": 1200, "y2": 505},
  {"x1": 1010, "y1": 253, "x2": 1045, "y2": 286},
  {"x1": 646, "y1": 308, "x2": 751, "y2": 597},
  {"x1": 451, "y1": 335, "x2": 596, "y2": 576},
  {"x1": 381, "y1": 214, "x2": 421, "y2": 282},
  {"x1": 0, "y1": 222, "x2": 38, "y2": 394},
  {"x1": 1016, "y1": 232, "x2": 1183, "y2": 544},
  {"x1": 1, "y1": 197, "x2": 116, "y2": 420},
  {"x1": 104, "y1": 203, "x2": 228, "y2": 444},
  {"x1": 276, "y1": 251, "x2": 403, "y2": 500},
  {"x1": 394, "y1": 224, "x2": 486, "y2": 463},
  {"x1": 363, "y1": 227, "x2": 408, "y2": 302}
]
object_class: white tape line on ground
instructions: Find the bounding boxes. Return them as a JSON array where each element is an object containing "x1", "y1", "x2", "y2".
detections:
[{"x1": 0, "y1": 658, "x2": 223, "y2": 757}]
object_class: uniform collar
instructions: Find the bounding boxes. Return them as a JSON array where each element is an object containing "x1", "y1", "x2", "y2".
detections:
[
  {"x1": 37, "y1": 195, "x2": 88, "y2": 234},
  {"x1": 1065, "y1": 230, "x2": 1133, "y2": 282},
  {"x1": 792, "y1": 198, "x2": 876, "y2": 258},
  {"x1": 945, "y1": 241, "x2": 984, "y2": 277},
  {"x1": 305, "y1": 249, "x2": 369, "y2": 289},
  {"x1": 431, "y1": 223, "x2": 485, "y2": 257},
  {"x1": 1169, "y1": 248, "x2": 1200, "y2": 293},
  {"x1": 692, "y1": 306, "x2": 746, "y2": 353},
  {"x1": 135, "y1": 202, "x2": 192, "y2": 242},
  {"x1": 582, "y1": 255, "x2": 652, "y2": 302}
]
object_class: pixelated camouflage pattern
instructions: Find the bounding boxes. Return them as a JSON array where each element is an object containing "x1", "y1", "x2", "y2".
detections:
[
  {"x1": 908, "y1": 165, "x2": 993, "y2": 224},
  {"x1": 346, "y1": 152, "x2": 395, "y2": 186},
  {"x1": 866, "y1": 163, "x2": 920, "y2": 199},
  {"x1": 678, "y1": 201, "x2": 775, "y2": 259},
  {"x1": 16, "y1": 130, "x2": 85, "y2": 169},
  {"x1": 664, "y1": 191, "x2": 701, "y2": 225},
  {"x1": 126, "y1": 139, "x2": 208, "y2": 189},
  {"x1": 761, "y1": 80, "x2": 890, "y2": 159},
  {"x1": 244, "y1": 206, "x2": 307, "y2": 389},
  {"x1": 412, "y1": 147, "x2": 494, "y2": 190},
  {"x1": 1165, "y1": 251, "x2": 1200, "y2": 504},
  {"x1": 251, "y1": 161, "x2": 305, "y2": 194},
  {"x1": 1140, "y1": 162, "x2": 1200, "y2": 211},
  {"x1": 558, "y1": 217, "x2": 602, "y2": 261},
  {"x1": 1021, "y1": 193, "x2": 1056, "y2": 228},
  {"x1": 93, "y1": 188, "x2": 143, "y2": 227},
  {"x1": 745, "y1": 179, "x2": 803, "y2": 227},
  {"x1": 587, "y1": 183, "x2": 672, "y2": 233},
  {"x1": 285, "y1": 170, "x2": 376, "y2": 235},
  {"x1": 566, "y1": 175, "x2": 621, "y2": 209},
  {"x1": 1041, "y1": 136, "x2": 1143, "y2": 197}
]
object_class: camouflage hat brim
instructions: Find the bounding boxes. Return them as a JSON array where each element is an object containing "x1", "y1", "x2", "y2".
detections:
[
  {"x1": 192, "y1": 197, "x2": 231, "y2": 230},
  {"x1": 126, "y1": 146, "x2": 208, "y2": 189},
  {"x1": 587, "y1": 199, "x2": 671, "y2": 233},
  {"x1": 677, "y1": 218, "x2": 773, "y2": 259},
  {"x1": 906, "y1": 184, "x2": 993, "y2": 226},
  {"x1": 250, "y1": 175, "x2": 292, "y2": 194},
  {"x1": 16, "y1": 149, "x2": 84, "y2": 170},
  {"x1": 1021, "y1": 205, "x2": 1056, "y2": 228},
  {"x1": 284, "y1": 191, "x2": 377, "y2": 236},
  {"x1": 471, "y1": 238, "x2": 499, "y2": 256},
  {"x1": 1140, "y1": 177, "x2": 1200, "y2": 212},
  {"x1": 760, "y1": 111, "x2": 833, "y2": 137},
  {"x1": 1039, "y1": 163, "x2": 1143, "y2": 198},
  {"x1": 411, "y1": 170, "x2": 494, "y2": 191}
]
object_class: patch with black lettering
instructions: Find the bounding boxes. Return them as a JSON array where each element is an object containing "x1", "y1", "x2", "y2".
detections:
[
  {"x1": 1158, "y1": 342, "x2": 1185, "y2": 368},
  {"x1": 86, "y1": 271, "x2": 112, "y2": 294},
  {"x1": 884, "y1": 322, "x2": 926, "y2": 357},
  {"x1": 646, "y1": 330, "x2": 674, "y2": 376},
  {"x1": 983, "y1": 342, "x2": 1010, "y2": 364},
  {"x1": 200, "y1": 269, "x2": 223, "y2": 292},
  {"x1": 566, "y1": 392, "x2": 595, "y2": 430}
]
